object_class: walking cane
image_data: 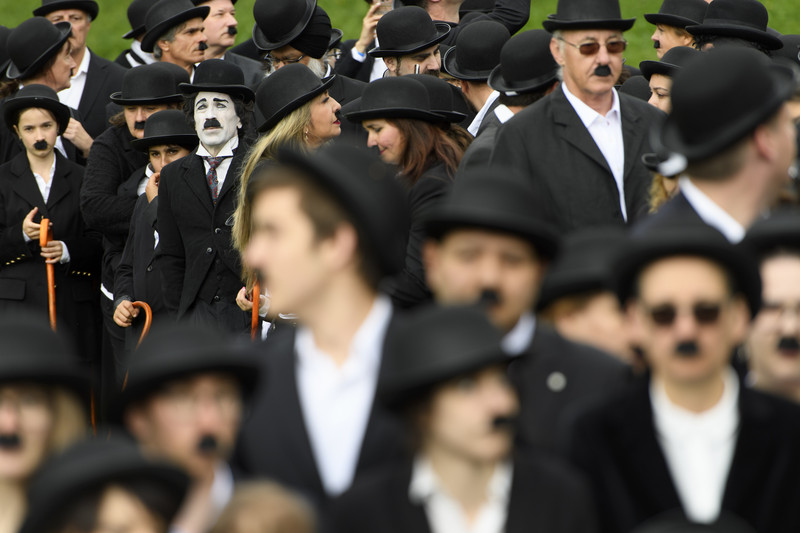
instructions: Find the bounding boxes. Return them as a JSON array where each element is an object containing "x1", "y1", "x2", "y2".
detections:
[
  {"x1": 251, "y1": 280, "x2": 261, "y2": 341},
  {"x1": 121, "y1": 301, "x2": 153, "y2": 391},
  {"x1": 39, "y1": 218, "x2": 56, "y2": 331}
]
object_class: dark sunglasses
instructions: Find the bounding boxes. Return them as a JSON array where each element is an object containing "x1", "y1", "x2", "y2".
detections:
[
  {"x1": 644, "y1": 301, "x2": 725, "y2": 327},
  {"x1": 558, "y1": 37, "x2": 627, "y2": 56}
]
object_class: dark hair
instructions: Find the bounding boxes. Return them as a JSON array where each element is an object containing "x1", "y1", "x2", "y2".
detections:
[
  {"x1": 182, "y1": 93, "x2": 254, "y2": 138},
  {"x1": 388, "y1": 118, "x2": 465, "y2": 184}
]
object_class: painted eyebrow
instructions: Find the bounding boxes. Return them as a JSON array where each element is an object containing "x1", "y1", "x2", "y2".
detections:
[{"x1": 213, "y1": 98, "x2": 230, "y2": 103}]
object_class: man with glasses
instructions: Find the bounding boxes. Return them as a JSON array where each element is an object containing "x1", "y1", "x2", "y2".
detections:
[
  {"x1": 490, "y1": 0, "x2": 664, "y2": 233},
  {"x1": 565, "y1": 222, "x2": 800, "y2": 533}
]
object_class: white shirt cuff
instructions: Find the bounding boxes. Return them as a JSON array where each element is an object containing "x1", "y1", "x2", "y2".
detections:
[
  {"x1": 351, "y1": 46, "x2": 366, "y2": 62},
  {"x1": 59, "y1": 241, "x2": 71, "y2": 264}
]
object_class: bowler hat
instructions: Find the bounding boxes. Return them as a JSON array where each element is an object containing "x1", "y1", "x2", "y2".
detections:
[
  {"x1": 255, "y1": 63, "x2": 335, "y2": 132},
  {"x1": 656, "y1": 47, "x2": 796, "y2": 162},
  {"x1": 342, "y1": 77, "x2": 444, "y2": 123},
  {"x1": 33, "y1": 0, "x2": 99, "y2": 20},
  {"x1": 110, "y1": 62, "x2": 186, "y2": 105},
  {"x1": 275, "y1": 143, "x2": 411, "y2": 277},
  {"x1": 614, "y1": 222, "x2": 762, "y2": 318},
  {"x1": 140, "y1": 0, "x2": 209, "y2": 53},
  {"x1": 0, "y1": 312, "x2": 89, "y2": 396},
  {"x1": 537, "y1": 227, "x2": 626, "y2": 312},
  {"x1": 5, "y1": 18, "x2": 71, "y2": 81},
  {"x1": 329, "y1": 28, "x2": 343, "y2": 51},
  {"x1": 130, "y1": 109, "x2": 198, "y2": 151},
  {"x1": 542, "y1": 0, "x2": 635, "y2": 33},
  {"x1": 686, "y1": 0, "x2": 782, "y2": 51},
  {"x1": 742, "y1": 209, "x2": 800, "y2": 258},
  {"x1": 425, "y1": 167, "x2": 560, "y2": 260},
  {"x1": 179, "y1": 59, "x2": 255, "y2": 103},
  {"x1": 406, "y1": 74, "x2": 466, "y2": 123},
  {"x1": 3, "y1": 84, "x2": 71, "y2": 134},
  {"x1": 774, "y1": 34, "x2": 800, "y2": 67},
  {"x1": 191, "y1": 0, "x2": 237, "y2": 4},
  {"x1": 640, "y1": 46, "x2": 701, "y2": 80},
  {"x1": 489, "y1": 30, "x2": 560, "y2": 96},
  {"x1": 618, "y1": 75, "x2": 652, "y2": 101},
  {"x1": 641, "y1": 151, "x2": 687, "y2": 177},
  {"x1": 644, "y1": 0, "x2": 708, "y2": 29},
  {"x1": 123, "y1": 0, "x2": 160, "y2": 39},
  {"x1": 20, "y1": 436, "x2": 189, "y2": 533},
  {"x1": 120, "y1": 322, "x2": 261, "y2": 410},
  {"x1": 379, "y1": 305, "x2": 509, "y2": 409},
  {"x1": 442, "y1": 20, "x2": 509, "y2": 81},
  {"x1": 370, "y1": 7, "x2": 450, "y2": 58},
  {"x1": 0, "y1": 26, "x2": 10, "y2": 82},
  {"x1": 252, "y1": 0, "x2": 316, "y2": 51}
]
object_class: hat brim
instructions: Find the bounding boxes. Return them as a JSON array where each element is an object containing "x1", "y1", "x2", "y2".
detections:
[
  {"x1": 543, "y1": 17, "x2": 636, "y2": 33},
  {"x1": 179, "y1": 82, "x2": 255, "y2": 103},
  {"x1": 3, "y1": 95, "x2": 71, "y2": 135},
  {"x1": 329, "y1": 28, "x2": 343, "y2": 50},
  {"x1": 639, "y1": 59, "x2": 679, "y2": 80},
  {"x1": 643, "y1": 13, "x2": 698, "y2": 28},
  {"x1": 488, "y1": 64, "x2": 559, "y2": 96},
  {"x1": 33, "y1": 0, "x2": 99, "y2": 20},
  {"x1": 434, "y1": 109, "x2": 467, "y2": 122},
  {"x1": 686, "y1": 23, "x2": 783, "y2": 50},
  {"x1": 441, "y1": 46, "x2": 493, "y2": 81},
  {"x1": 130, "y1": 133, "x2": 199, "y2": 151},
  {"x1": 258, "y1": 75, "x2": 336, "y2": 132},
  {"x1": 251, "y1": 0, "x2": 316, "y2": 51},
  {"x1": 140, "y1": 5, "x2": 210, "y2": 53},
  {"x1": 657, "y1": 62, "x2": 796, "y2": 161},
  {"x1": 537, "y1": 272, "x2": 611, "y2": 312},
  {"x1": 109, "y1": 92, "x2": 185, "y2": 106},
  {"x1": 6, "y1": 22, "x2": 72, "y2": 80},
  {"x1": 122, "y1": 24, "x2": 146, "y2": 39},
  {"x1": 368, "y1": 23, "x2": 451, "y2": 58},
  {"x1": 342, "y1": 98, "x2": 447, "y2": 124}
]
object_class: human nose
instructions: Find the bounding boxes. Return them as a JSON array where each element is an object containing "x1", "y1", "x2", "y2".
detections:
[
  {"x1": 596, "y1": 43, "x2": 611, "y2": 64},
  {"x1": 367, "y1": 131, "x2": 377, "y2": 147},
  {"x1": 135, "y1": 108, "x2": 147, "y2": 123},
  {"x1": 647, "y1": 92, "x2": 659, "y2": 108},
  {"x1": 650, "y1": 30, "x2": 658, "y2": 42},
  {"x1": 779, "y1": 304, "x2": 800, "y2": 336},
  {"x1": 331, "y1": 98, "x2": 341, "y2": 113},
  {"x1": 0, "y1": 400, "x2": 21, "y2": 433},
  {"x1": 478, "y1": 255, "x2": 503, "y2": 287}
]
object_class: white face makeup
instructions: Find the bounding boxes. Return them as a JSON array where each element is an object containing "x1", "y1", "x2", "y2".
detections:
[{"x1": 193, "y1": 91, "x2": 241, "y2": 153}]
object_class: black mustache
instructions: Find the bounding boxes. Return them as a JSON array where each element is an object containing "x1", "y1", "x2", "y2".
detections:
[
  {"x1": 594, "y1": 65, "x2": 612, "y2": 77},
  {"x1": 198, "y1": 42, "x2": 208, "y2": 51},
  {"x1": 778, "y1": 337, "x2": 800, "y2": 351},
  {"x1": 134, "y1": 121, "x2": 146, "y2": 130},
  {"x1": 653, "y1": 40, "x2": 661, "y2": 49},
  {"x1": 197, "y1": 435, "x2": 218, "y2": 454},
  {"x1": 227, "y1": 26, "x2": 238, "y2": 36},
  {"x1": 33, "y1": 140, "x2": 49, "y2": 150},
  {"x1": 478, "y1": 288, "x2": 501, "y2": 307},
  {"x1": 492, "y1": 415, "x2": 517, "y2": 431},
  {"x1": 0, "y1": 434, "x2": 21, "y2": 450},
  {"x1": 675, "y1": 341, "x2": 699, "y2": 358},
  {"x1": 203, "y1": 118, "x2": 222, "y2": 129}
]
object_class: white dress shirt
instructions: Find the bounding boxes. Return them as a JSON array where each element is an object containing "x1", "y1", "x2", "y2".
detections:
[
  {"x1": 502, "y1": 312, "x2": 536, "y2": 356},
  {"x1": 561, "y1": 83, "x2": 627, "y2": 221},
  {"x1": 169, "y1": 462, "x2": 234, "y2": 533},
  {"x1": 128, "y1": 40, "x2": 157, "y2": 67},
  {"x1": 650, "y1": 369, "x2": 740, "y2": 524},
  {"x1": 21, "y1": 157, "x2": 71, "y2": 264},
  {"x1": 493, "y1": 104, "x2": 514, "y2": 125},
  {"x1": 468, "y1": 91, "x2": 500, "y2": 137},
  {"x1": 679, "y1": 176, "x2": 746, "y2": 243},
  {"x1": 409, "y1": 456, "x2": 513, "y2": 533},
  {"x1": 58, "y1": 49, "x2": 91, "y2": 111},
  {"x1": 295, "y1": 295, "x2": 393, "y2": 496},
  {"x1": 197, "y1": 135, "x2": 239, "y2": 195}
]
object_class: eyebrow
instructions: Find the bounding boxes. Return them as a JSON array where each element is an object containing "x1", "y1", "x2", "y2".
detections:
[{"x1": 213, "y1": 98, "x2": 230, "y2": 104}]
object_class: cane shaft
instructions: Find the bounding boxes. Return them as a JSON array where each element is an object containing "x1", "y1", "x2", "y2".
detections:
[
  {"x1": 251, "y1": 280, "x2": 261, "y2": 340},
  {"x1": 39, "y1": 218, "x2": 56, "y2": 331}
]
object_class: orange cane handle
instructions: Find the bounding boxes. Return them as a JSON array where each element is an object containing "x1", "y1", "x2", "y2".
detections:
[
  {"x1": 251, "y1": 280, "x2": 261, "y2": 340},
  {"x1": 131, "y1": 301, "x2": 153, "y2": 348},
  {"x1": 39, "y1": 218, "x2": 56, "y2": 331}
]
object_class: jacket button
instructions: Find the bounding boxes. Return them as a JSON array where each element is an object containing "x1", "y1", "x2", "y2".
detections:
[
  {"x1": 146, "y1": 265, "x2": 153, "y2": 272},
  {"x1": 213, "y1": 295, "x2": 220, "y2": 302},
  {"x1": 214, "y1": 227, "x2": 221, "y2": 234},
  {"x1": 206, "y1": 247, "x2": 213, "y2": 254}
]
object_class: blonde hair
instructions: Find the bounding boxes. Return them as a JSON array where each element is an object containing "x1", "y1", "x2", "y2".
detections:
[
  {"x1": 210, "y1": 481, "x2": 316, "y2": 533},
  {"x1": 46, "y1": 387, "x2": 90, "y2": 455}
]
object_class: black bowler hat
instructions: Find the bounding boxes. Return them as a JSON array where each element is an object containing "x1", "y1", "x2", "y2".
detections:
[
  {"x1": 644, "y1": 0, "x2": 708, "y2": 29},
  {"x1": 537, "y1": 227, "x2": 626, "y2": 312},
  {"x1": 542, "y1": 0, "x2": 635, "y2": 33},
  {"x1": 489, "y1": 30, "x2": 559, "y2": 96},
  {"x1": 370, "y1": 6, "x2": 450, "y2": 58},
  {"x1": 442, "y1": 20, "x2": 509, "y2": 82},
  {"x1": 686, "y1": 0, "x2": 782, "y2": 51},
  {"x1": 614, "y1": 222, "x2": 762, "y2": 318},
  {"x1": 120, "y1": 322, "x2": 261, "y2": 411},
  {"x1": 179, "y1": 59, "x2": 255, "y2": 103},
  {"x1": 329, "y1": 28, "x2": 344, "y2": 51},
  {"x1": 406, "y1": 74, "x2": 466, "y2": 123},
  {"x1": 619, "y1": 75, "x2": 652, "y2": 101},
  {"x1": 342, "y1": 77, "x2": 444, "y2": 123},
  {"x1": 110, "y1": 62, "x2": 186, "y2": 105},
  {"x1": 641, "y1": 151, "x2": 687, "y2": 178},
  {"x1": 656, "y1": 47, "x2": 796, "y2": 162},
  {"x1": 252, "y1": 0, "x2": 316, "y2": 51},
  {"x1": 33, "y1": 0, "x2": 99, "y2": 20},
  {"x1": 774, "y1": 34, "x2": 800, "y2": 67},
  {"x1": 742, "y1": 209, "x2": 800, "y2": 258},
  {"x1": 19, "y1": 436, "x2": 189, "y2": 533},
  {"x1": 123, "y1": 0, "x2": 159, "y2": 39},
  {"x1": 379, "y1": 305, "x2": 509, "y2": 409},
  {"x1": 0, "y1": 312, "x2": 89, "y2": 396},
  {"x1": 275, "y1": 143, "x2": 411, "y2": 277},
  {"x1": 140, "y1": 0, "x2": 209, "y2": 53},
  {"x1": 191, "y1": 0, "x2": 237, "y2": 4},
  {"x1": 0, "y1": 26, "x2": 11, "y2": 82},
  {"x1": 425, "y1": 167, "x2": 560, "y2": 260},
  {"x1": 5, "y1": 18, "x2": 71, "y2": 81},
  {"x1": 130, "y1": 109, "x2": 198, "y2": 151},
  {"x1": 640, "y1": 46, "x2": 701, "y2": 80},
  {"x1": 255, "y1": 63, "x2": 335, "y2": 132},
  {"x1": 3, "y1": 84, "x2": 71, "y2": 134}
]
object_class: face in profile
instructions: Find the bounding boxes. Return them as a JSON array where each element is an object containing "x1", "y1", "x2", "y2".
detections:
[{"x1": 363, "y1": 119, "x2": 405, "y2": 166}]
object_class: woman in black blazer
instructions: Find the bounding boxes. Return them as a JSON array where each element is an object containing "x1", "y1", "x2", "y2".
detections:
[{"x1": 0, "y1": 85, "x2": 102, "y2": 359}]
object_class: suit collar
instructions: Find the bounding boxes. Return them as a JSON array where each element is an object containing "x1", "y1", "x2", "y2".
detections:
[
  {"x1": 8, "y1": 151, "x2": 73, "y2": 213},
  {"x1": 551, "y1": 87, "x2": 613, "y2": 174}
]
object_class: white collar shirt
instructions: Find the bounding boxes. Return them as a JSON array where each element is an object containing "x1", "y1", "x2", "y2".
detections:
[
  {"x1": 129, "y1": 40, "x2": 157, "y2": 66},
  {"x1": 679, "y1": 176, "x2": 746, "y2": 243},
  {"x1": 197, "y1": 135, "x2": 239, "y2": 195},
  {"x1": 169, "y1": 462, "x2": 234, "y2": 533},
  {"x1": 562, "y1": 82, "x2": 627, "y2": 221},
  {"x1": 409, "y1": 455, "x2": 513, "y2": 533},
  {"x1": 295, "y1": 294, "x2": 393, "y2": 497},
  {"x1": 468, "y1": 91, "x2": 500, "y2": 137},
  {"x1": 493, "y1": 104, "x2": 514, "y2": 125},
  {"x1": 650, "y1": 368, "x2": 740, "y2": 524},
  {"x1": 58, "y1": 49, "x2": 91, "y2": 111},
  {"x1": 32, "y1": 156, "x2": 57, "y2": 204},
  {"x1": 502, "y1": 312, "x2": 536, "y2": 356}
]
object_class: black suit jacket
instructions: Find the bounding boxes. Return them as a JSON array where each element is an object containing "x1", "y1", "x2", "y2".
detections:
[
  {"x1": 223, "y1": 52, "x2": 265, "y2": 89},
  {"x1": 457, "y1": 105, "x2": 502, "y2": 172},
  {"x1": 233, "y1": 322, "x2": 406, "y2": 512},
  {"x1": 510, "y1": 325, "x2": 630, "y2": 454},
  {"x1": 439, "y1": 0, "x2": 531, "y2": 45},
  {"x1": 78, "y1": 52, "x2": 127, "y2": 139},
  {"x1": 633, "y1": 190, "x2": 705, "y2": 235},
  {"x1": 330, "y1": 455, "x2": 598, "y2": 533},
  {"x1": 335, "y1": 40, "x2": 375, "y2": 83},
  {"x1": 567, "y1": 379, "x2": 800, "y2": 533},
  {"x1": 490, "y1": 87, "x2": 665, "y2": 233}
]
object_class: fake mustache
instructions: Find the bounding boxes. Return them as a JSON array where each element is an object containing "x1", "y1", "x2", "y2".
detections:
[
  {"x1": 33, "y1": 140, "x2": 49, "y2": 151},
  {"x1": 594, "y1": 65, "x2": 612, "y2": 77},
  {"x1": 653, "y1": 39, "x2": 661, "y2": 50},
  {"x1": 478, "y1": 288, "x2": 501, "y2": 307},
  {"x1": 492, "y1": 415, "x2": 517, "y2": 431},
  {"x1": 0, "y1": 434, "x2": 21, "y2": 450},
  {"x1": 203, "y1": 118, "x2": 222, "y2": 129},
  {"x1": 198, "y1": 42, "x2": 209, "y2": 51},
  {"x1": 675, "y1": 340, "x2": 699, "y2": 358},
  {"x1": 197, "y1": 435, "x2": 218, "y2": 455},
  {"x1": 134, "y1": 121, "x2": 147, "y2": 130},
  {"x1": 778, "y1": 337, "x2": 800, "y2": 352},
  {"x1": 227, "y1": 26, "x2": 238, "y2": 36}
]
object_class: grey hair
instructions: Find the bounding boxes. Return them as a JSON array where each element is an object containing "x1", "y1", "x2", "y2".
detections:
[
  {"x1": 551, "y1": 30, "x2": 565, "y2": 81},
  {"x1": 306, "y1": 58, "x2": 328, "y2": 79},
  {"x1": 153, "y1": 21, "x2": 187, "y2": 60}
]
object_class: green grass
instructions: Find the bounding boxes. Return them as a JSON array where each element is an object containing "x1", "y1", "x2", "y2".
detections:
[{"x1": 5, "y1": 1, "x2": 799, "y2": 69}]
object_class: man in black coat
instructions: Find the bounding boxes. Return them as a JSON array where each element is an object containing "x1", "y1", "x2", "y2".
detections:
[
  {"x1": 423, "y1": 166, "x2": 629, "y2": 455},
  {"x1": 114, "y1": 0, "x2": 159, "y2": 68},
  {"x1": 490, "y1": 0, "x2": 665, "y2": 233},
  {"x1": 567, "y1": 222, "x2": 800, "y2": 533}
]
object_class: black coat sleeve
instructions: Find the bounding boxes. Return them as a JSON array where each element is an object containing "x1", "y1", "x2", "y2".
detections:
[{"x1": 155, "y1": 164, "x2": 184, "y2": 315}]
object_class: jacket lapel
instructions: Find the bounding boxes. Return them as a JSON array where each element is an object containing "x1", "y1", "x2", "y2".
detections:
[
  {"x1": 215, "y1": 145, "x2": 244, "y2": 204},
  {"x1": 77, "y1": 52, "x2": 104, "y2": 118},
  {"x1": 8, "y1": 154, "x2": 47, "y2": 214},
  {"x1": 182, "y1": 152, "x2": 214, "y2": 215},
  {"x1": 44, "y1": 153, "x2": 71, "y2": 209},
  {"x1": 620, "y1": 95, "x2": 646, "y2": 183},
  {"x1": 551, "y1": 87, "x2": 613, "y2": 175}
]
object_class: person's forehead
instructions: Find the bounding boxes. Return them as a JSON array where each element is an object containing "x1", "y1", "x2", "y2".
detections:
[
  {"x1": 761, "y1": 254, "x2": 800, "y2": 292},
  {"x1": 441, "y1": 228, "x2": 537, "y2": 255},
  {"x1": 148, "y1": 143, "x2": 182, "y2": 152},
  {"x1": 195, "y1": 91, "x2": 234, "y2": 105},
  {"x1": 18, "y1": 107, "x2": 56, "y2": 123},
  {"x1": 406, "y1": 44, "x2": 439, "y2": 58},
  {"x1": 638, "y1": 255, "x2": 730, "y2": 298},
  {"x1": 562, "y1": 28, "x2": 623, "y2": 42},
  {"x1": 46, "y1": 8, "x2": 89, "y2": 20},
  {"x1": 201, "y1": 0, "x2": 235, "y2": 9},
  {"x1": 160, "y1": 372, "x2": 240, "y2": 393},
  {"x1": 270, "y1": 44, "x2": 303, "y2": 57},
  {"x1": 179, "y1": 18, "x2": 205, "y2": 32}
]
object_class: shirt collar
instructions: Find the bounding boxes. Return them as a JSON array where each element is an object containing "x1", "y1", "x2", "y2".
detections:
[
  {"x1": 131, "y1": 40, "x2": 156, "y2": 63},
  {"x1": 409, "y1": 455, "x2": 513, "y2": 504},
  {"x1": 467, "y1": 90, "x2": 500, "y2": 137},
  {"x1": 678, "y1": 176, "x2": 746, "y2": 243},
  {"x1": 197, "y1": 134, "x2": 239, "y2": 159},
  {"x1": 561, "y1": 82, "x2": 620, "y2": 129},
  {"x1": 493, "y1": 104, "x2": 514, "y2": 124},
  {"x1": 33, "y1": 155, "x2": 57, "y2": 181},
  {"x1": 74, "y1": 49, "x2": 91, "y2": 78},
  {"x1": 502, "y1": 312, "x2": 536, "y2": 356}
]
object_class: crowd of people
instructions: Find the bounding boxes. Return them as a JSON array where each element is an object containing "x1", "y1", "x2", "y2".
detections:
[{"x1": 1, "y1": 0, "x2": 800, "y2": 531}]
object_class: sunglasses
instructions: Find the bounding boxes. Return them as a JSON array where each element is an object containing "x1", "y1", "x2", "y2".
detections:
[
  {"x1": 643, "y1": 301, "x2": 725, "y2": 327},
  {"x1": 558, "y1": 37, "x2": 627, "y2": 56}
]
